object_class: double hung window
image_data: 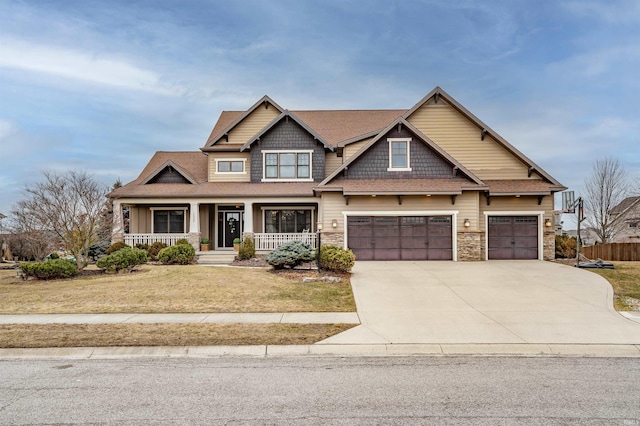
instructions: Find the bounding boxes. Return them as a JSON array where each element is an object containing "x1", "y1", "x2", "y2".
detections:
[{"x1": 387, "y1": 138, "x2": 412, "y2": 171}]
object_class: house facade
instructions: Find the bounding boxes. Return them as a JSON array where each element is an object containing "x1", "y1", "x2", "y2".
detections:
[
  {"x1": 610, "y1": 196, "x2": 640, "y2": 242},
  {"x1": 109, "y1": 87, "x2": 566, "y2": 261}
]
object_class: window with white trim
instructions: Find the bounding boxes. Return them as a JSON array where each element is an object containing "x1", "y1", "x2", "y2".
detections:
[
  {"x1": 152, "y1": 209, "x2": 186, "y2": 233},
  {"x1": 216, "y1": 159, "x2": 245, "y2": 174},
  {"x1": 262, "y1": 150, "x2": 312, "y2": 181},
  {"x1": 387, "y1": 138, "x2": 412, "y2": 171}
]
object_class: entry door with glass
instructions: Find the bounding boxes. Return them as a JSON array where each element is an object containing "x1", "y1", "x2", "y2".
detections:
[{"x1": 217, "y1": 210, "x2": 243, "y2": 248}]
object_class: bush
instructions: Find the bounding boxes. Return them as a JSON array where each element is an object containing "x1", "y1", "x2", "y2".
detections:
[
  {"x1": 555, "y1": 235, "x2": 577, "y2": 258},
  {"x1": 20, "y1": 259, "x2": 79, "y2": 280},
  {"x1": 266, "y1": 241, "x2": 315, "y2": 269},
  {"x1": 147, "y1": 241, "x2": 167, "y2": 260},
  {"x1": 175, "y1": 238, "x2": 190, "y2": 246},
  {"x1": 158, "y1": 244, "x2": 196, "y2": 265},
  {"x1": 106, "y1": 241, "x2": 128, "y2": 255},
  {"x1": 48, "y1": 252, "x2": 60, "y2": 260},
  {"x1": 319, "y1": 245, "x2": 356, "y2": 272},
  {"x1": 238, "y1": 237, "x2": 256, "y2": 260},
  {"x1": 96, "y1": 247, "x2": 148, "y2": 272},
  {"x1": 88, "y1": 241, "x2": 111, "y2": 261}
]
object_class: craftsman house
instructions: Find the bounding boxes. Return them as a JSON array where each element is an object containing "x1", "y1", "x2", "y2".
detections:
[
  {"x1": 109, "y1": 87, "x2": 565, "y2": 261},
  {"x1": 610, "y1": 196, "x2": 640, "y2": 242}
]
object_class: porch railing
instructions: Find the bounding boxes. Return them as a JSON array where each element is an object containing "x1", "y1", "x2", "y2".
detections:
[
  {"x1": 124, "y1": 233, "x2": 190, "y2": 247},
  {"x1": 254, "y1": 233, "x2": 317, "y2": 251}
]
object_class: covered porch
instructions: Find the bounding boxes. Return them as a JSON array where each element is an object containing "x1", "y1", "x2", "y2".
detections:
[{"x1": 112, "y1": 198, "x2": 320, "y2": 253}]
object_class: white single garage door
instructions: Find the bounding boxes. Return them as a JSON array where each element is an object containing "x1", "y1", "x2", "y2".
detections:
[{"x1": 347, "y1": 216, "x2": 452, "y2": 261}]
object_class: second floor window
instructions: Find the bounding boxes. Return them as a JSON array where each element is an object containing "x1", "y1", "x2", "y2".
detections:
[
  {"x1": 388, "y1": 138, "x2": 412, "y2": 171},
  {"x1": 263, "y1": 151, "x2": 312, "y2": 181},
  {"x1": 216, "y1": 159, "x2": 245, "y2": 173}
]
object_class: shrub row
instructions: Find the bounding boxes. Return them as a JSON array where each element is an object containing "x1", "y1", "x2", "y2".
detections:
[{"x1": 20, "y1": 259, "x2": 80, "y2": 280}]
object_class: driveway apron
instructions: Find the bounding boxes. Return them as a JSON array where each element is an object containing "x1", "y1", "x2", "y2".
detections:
[{"x1": 320, "y1": 261, "x2": 640, "y2": 345}]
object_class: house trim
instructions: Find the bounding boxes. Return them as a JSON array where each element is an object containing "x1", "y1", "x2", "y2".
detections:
[
  {"x1": 483, "y1": 210, "x2": 545, "y2": 261},
  {"x1": 341, "y1": 210, "x2": 459, "y2": 261}
]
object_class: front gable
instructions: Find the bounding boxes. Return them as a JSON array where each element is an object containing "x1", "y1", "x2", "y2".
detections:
[
  {"x1": 320, "y1": 118, "x2": 484, "y2": 189},
  {"x1": 202, "y1": 96, "x2": 283, "y2": 148},
  {"x1": 404, "y1": 87, "x2": 563, "y2": 187},
  {"x1": 140, "y1": 160, "x2": 197, "y2": 185},
  {"x1": 246, "y1": 115, "x2": 331, "y2": 183}
]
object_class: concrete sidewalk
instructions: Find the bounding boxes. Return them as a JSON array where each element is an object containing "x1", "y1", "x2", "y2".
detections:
[{"x1": 0, "y1": 312, "x2": 360, "y2": 325}]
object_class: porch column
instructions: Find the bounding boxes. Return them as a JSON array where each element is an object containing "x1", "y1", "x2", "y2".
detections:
[
  {"x1": 243, "y1": 202, "x2": 254, "y2": 233},
  {"x1": 188, "y1": 201, "x2": 201, "y2": 249},
  {"x1": 112, "y1": 200, "x2": 124, "y2": 243}
]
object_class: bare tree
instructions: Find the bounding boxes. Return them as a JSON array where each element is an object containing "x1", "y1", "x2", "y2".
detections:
[
  {"x1": 14, "y1": 171, "x2": 108, "y2": 269},
  {"x1": 583, "y1": 157, "x2": 629, "y2": 243}
]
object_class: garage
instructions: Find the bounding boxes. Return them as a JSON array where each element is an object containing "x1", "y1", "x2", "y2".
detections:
[
  {"x1": 347, "y1": 216, "x2": 452, "y2": 261},
  {"x1": 487, "y1": 216, "x2": 538, "y2": 260}
]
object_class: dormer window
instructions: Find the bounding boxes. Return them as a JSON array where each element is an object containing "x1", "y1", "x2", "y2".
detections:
[
  {"x1": 388, "y1": 138, "x2": 412, "y2": 171},
  {"x1": 262, "y1": 150, "x2": 313, "y2": 181},
  {"x1": 216, "y1": 159, "x2": 245, "y2": 174}
]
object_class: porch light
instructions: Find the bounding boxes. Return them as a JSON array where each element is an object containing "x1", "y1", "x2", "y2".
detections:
[
  {"x1": 332, "y1": 219, "x2": 338, "y2": 228},
  {"x1": 317, "y1": 222, "x2": 323, "y2": 231},
  {"x1": 464, "y1": 219, "x2": 470, "y2": 227},
  {"x1": 545, "y1": 218, "x2": 552, "y2": 227}
]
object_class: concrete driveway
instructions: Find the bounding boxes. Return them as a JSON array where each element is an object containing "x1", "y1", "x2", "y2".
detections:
[{"x1": 320, "y1": 261, "x2": 640, "y2": 345}]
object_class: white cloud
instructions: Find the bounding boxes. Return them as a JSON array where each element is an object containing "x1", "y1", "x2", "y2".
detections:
[
  {"x1": 563, "y1": 1, "x2": 640, "y2": 24},
  {"x1": 0, "y1": 37, "x2": 185, "y2": 96}
]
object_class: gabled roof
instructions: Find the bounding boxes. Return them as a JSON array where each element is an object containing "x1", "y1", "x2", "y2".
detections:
[
  {"x1": 318, "y1": 116, "x2": 485, "y2": 189},
  {"x1": 611, "y1": 196, "x2": 640, "y2": 216},
  {"x1": 404, "y1": 87, "x2": 566, "y2": 189},
  {"x1": 109, "y1": 151, "x2": 208, "y2": 198},
  {"x1": 203, "y1": 95, "x2": 284, "y2": 147},
  {"x1": 139, "y1": 160, "x2": 198, "y2": 185},
  {"x1": 240, "y1": 110, "x2": 334, "y2": 152}
]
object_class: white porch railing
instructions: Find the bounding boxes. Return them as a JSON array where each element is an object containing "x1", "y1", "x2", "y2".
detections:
[
  {"x1": 254, "y1": 233, "x2": 317, "y2": 251},
  {"x1": 124, "y1": 234, "x2": 189, "y2": 247}
]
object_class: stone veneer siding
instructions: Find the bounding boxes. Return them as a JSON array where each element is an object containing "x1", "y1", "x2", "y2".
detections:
[
  {"x1": 250, "y1": 120, "x2": 326, "y2": 183},
  {"x1": 543, "y1": 230, "x2": 555, "y2": 261},
  {"x1": 319, "y1": 232, "x2": 344, "y2": 248},
  {"x1": 457, "y1": 231, "x2": 484, "y2": 261}
]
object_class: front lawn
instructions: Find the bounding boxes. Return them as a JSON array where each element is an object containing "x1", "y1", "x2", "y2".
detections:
[
  {"x1": 0, "y1": 264, "x2": 355, "y2": 314},
  {"x1": 587, "y1": 262, "x2": 640, "y2": 311}
]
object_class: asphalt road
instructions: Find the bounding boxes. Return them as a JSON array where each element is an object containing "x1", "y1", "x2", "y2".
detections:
[{"x1": 1, "y1": 356, "x2": 639, "y2": 425}]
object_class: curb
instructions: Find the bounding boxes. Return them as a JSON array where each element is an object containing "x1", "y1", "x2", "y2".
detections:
[{"x1": 2, "y1": 344, "x2": 640, "y2": 359}]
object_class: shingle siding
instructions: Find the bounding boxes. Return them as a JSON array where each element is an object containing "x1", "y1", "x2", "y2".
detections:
[
  {"x1": 250, "y1": 120, "x2": 326, "y2": 182},
  {"x1": 345, "y1": 128, "x2": 454, "y2": 179}
]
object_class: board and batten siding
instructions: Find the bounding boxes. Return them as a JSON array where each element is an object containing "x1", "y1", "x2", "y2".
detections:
[
  {"x1": 221, "y1": 104, "x2": 280, "y2": 145},
  {"x1": 406, "y1": 99, "x2": 530, "y2": 180},
  {"x1": 320, "y1": 192, "x2": 478, "y2": 231},
  {"x1": 208, "y1": 152, "x2": 251, "y2": 182}
]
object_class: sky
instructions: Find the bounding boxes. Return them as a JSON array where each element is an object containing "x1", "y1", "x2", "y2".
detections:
[{"x1": 0, "y1": 0, "x2": 638, "y2": 228}]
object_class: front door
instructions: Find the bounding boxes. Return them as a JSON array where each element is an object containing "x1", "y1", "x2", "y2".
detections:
[{"x1": 217, "y1": 210, "x2": 243, "y2": 248}]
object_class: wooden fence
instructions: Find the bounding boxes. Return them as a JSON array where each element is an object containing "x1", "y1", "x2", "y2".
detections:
[{"x1": 582, "y1": 243, "x2": 640, "y2": 261}]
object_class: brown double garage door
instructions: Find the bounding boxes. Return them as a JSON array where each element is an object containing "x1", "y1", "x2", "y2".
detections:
[{"x1": 347, "y1": 216, "x2": 452, "y2": 261}]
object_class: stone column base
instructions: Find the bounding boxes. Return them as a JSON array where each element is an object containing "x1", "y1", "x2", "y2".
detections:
[{"x1": 457, "y1": 231, "x2": 484, "y2": 261}]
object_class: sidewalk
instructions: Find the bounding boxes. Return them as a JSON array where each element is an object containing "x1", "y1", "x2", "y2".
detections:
[{"x1": 0, "y1": 312, "x2": 360, "y2": 325}]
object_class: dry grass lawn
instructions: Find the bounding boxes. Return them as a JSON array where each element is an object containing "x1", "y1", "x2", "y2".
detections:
[
  {"x1": 0, "y1": 265, "x2": 355, "y2": 314},
  {"x1": 587, "y1": 262, "x2": 640, "y2": 311},
  {"x1": 0, "y1": 323, "x2": 356, "y2": 348}
]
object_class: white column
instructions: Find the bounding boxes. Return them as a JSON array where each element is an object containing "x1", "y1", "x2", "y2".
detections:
[
  {"x1": 111, "y1": 200, "x2": 124, "y2": 236},
  {"x1": 189, "y1": 201, "x2": 200, "y2": 233},
  {"x1": 243, "y1": 201, "x2": 254, "y2": 233}
]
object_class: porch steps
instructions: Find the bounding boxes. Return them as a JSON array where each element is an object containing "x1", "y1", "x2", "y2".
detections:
[{"x1": 196, "y1": 251, "x2": 237, "y2": 265}]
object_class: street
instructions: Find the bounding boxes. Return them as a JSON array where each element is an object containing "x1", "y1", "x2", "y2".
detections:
[{"x1": 1, "y1": 356, "x2": 639, "y2": 425}]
